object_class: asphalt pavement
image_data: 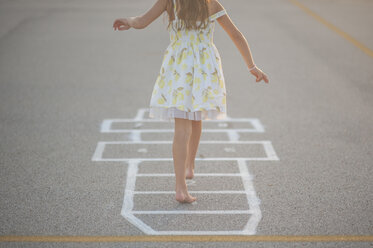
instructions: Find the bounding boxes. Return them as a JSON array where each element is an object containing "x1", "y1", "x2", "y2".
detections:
[{"x1": 0, "y1": 0, "x2": 372, "y2": 247}]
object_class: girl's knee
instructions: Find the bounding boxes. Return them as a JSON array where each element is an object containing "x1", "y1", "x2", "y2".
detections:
[{"x1": 174, "y1": 118, "x2": 192, "y2": 139}]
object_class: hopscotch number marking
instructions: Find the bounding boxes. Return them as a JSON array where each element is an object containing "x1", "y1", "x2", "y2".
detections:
[{"x1": 92, "y1": 108, "x2": 279, "y2": 235}]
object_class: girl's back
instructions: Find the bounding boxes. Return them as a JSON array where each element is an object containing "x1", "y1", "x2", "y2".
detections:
[
  {"x1": 166, "y1": 0, "x2": 228, "y2": 46},
  {"x1": 147, "y1": 0, "x2": 230, "y2": 121}
]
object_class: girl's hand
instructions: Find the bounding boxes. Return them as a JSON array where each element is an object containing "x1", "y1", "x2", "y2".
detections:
[
  {"x1": 113, "y1": 18, "x2": 131, "y2": 31},
  {"x1": 250, "y1": 67, "x2": 269, "y2": 83}
]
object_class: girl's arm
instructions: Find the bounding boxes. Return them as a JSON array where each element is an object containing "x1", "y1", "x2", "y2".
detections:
[
  {"x1": 113, "y1": 0, "x2": 167, "y2": 30},
  {"x1": 214, "y1": 1, "x2": 269, "y2": 83}
]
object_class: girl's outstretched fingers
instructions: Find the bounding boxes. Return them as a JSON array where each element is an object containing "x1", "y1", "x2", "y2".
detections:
[
  {"x1": 263, "y1": 72, "x2": 269, "y2": 83},
  {"x1": 113, "y1": 18, "x2": 130, "y2": 31},
  {"x1": 250, "y1": 67, "x2": 269, "y2": 83}
]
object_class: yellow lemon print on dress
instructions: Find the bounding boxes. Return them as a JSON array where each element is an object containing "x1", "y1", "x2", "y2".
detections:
[
  {"x1": 172, "y1": 87, "x2": 184, "y2": 104},
  {"x1": 169, "y1": 56, "x2": 175, "y2": 66},
  {"x1": 211, "y1": 68, "x2": 218, "y2": 83},
  {"x1": 173, "y1": 70, "x2": 180, "y2": 81},
  {"x1": 202, "y1": 86, "x2": 212, "y2": 103},
  {"x1": 177, "y1": 48, "x2": 187, "y2": 64},
  {"x1": 203, "y1": 51, "x2": 210, "y2": 59},
  {"x1": 158, "y1": 94, "x2": 167, "y2": 105},
  {"x1": 190, "y1": 34, "x2": 195, "y2": 42},
  {"x1": 158, "y1": 76, "x2": 166, "y2": 88},
  {"x1": 219, "y1": 78, "x2": 224, "y2": 89},
  {"x1": 199, "y1": 48, "x2": 207, "y2": 64},
  {"x1": 198, "y1": 31, "x2": 205, "y2": 42},
  {"x1": 177, "y1": 87, "x2": 184, "y2": 101},
  {"x1": 199, "y1": 68, "x2": 207, "y2": 80},
  {"x1": 178, "y1": 92, "x2": 184, "y2": 100},
  {"x1": 186, "y1": 72, "x2": 193, "y2": 86},
  {"x1": 194, "y1": 77, "x2": 201, "y2": 91}
]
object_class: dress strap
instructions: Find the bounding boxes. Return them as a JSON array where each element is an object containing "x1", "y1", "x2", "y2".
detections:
[
  {"x1": 209, "y1": 9, "x2": 227, "y2": 21},
  {"x1": 172, "y1": 0, "x2": 178, "y2": 21}
]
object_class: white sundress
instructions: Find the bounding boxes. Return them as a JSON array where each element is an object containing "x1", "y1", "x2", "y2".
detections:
[{"x1": 149, "y1": 0, "x2": 228, "y2": 122}]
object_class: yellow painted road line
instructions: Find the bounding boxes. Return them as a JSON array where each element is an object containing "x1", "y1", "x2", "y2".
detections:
[
  {"x1": 1, "y1": 235, "x2": 373, "y2": 243},
  {"x1": 288, "y1": 0, "x2": 373, "y2": 58}
]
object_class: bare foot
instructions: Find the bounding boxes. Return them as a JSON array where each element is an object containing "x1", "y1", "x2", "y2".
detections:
[{"x1": 175, "y1": 191, "x2": 197, "y2": 203}]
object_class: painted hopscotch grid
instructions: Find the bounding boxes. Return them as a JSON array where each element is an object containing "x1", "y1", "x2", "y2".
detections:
[{"x1": 92, "y1": 108, "x2": 279, "y2": 235}]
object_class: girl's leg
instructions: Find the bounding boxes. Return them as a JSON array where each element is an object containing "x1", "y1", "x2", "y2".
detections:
[
  {"x1": 186, "y1": 120, "x2": 202, "y2": 179},
  {"x1": 172, "y1": 117, "x2": 196, "y2": 203}
]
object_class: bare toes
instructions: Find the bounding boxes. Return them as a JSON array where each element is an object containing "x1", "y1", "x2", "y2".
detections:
[{"x1": 175, "y1": 192, "x2": 197, "y2": 203}]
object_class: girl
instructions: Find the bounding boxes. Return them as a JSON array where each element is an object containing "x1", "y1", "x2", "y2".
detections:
[{"x1": 113, "y1": 0, "x2": 269, "y2": 204}]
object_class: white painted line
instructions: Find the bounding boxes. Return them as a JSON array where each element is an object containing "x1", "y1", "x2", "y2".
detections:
[
  {"x1": 128, "y1": 130, "x2": 141, "y2": 142},
  {"x1": 92, "y1": 140, "x2": 279, "y2": 162},
  {"x1": 238, "y1": 160, "x2": 262, "y2": 234},
  {"x1": 137, "y1": 148, "x2": 148, "y2": 153},
  {"x1": 93, "y1": 157, "x2": 279, "y2": 162},
  {"x1": 101, "y1": 128, "x2": 263, "y2": 133},
  {"x1": 136, "y1": 173, "x2": 242, "y2": 177},
  {"x1": 121, "y1": 160, "x2": 157, "y2": 235},
  {"x1": 100, "y1": 119, "x2": 113, "y2": 133},
  {"x1": 96, "y1": 140, "x2": 273, "y2": 144},
  {"x1": 91, "y1": 141, "x2": 106, "y2": 161},
  {"x1": 224, "y1": 147, "x2": 236, "y2": 153},
  {"x1": 227, "y1": 130, "x2": 240, "y2": 141},
  {"x1": 95, "y1": 108, "x2": 279, "y2": 235},
  {"x1": 262, "y1": 140, "x2": 280, "y2": 161},
  {"x1": 250, "y1": 118, "x2": 265, "y2": 132},
  {"x1": 134, "y1": 191, "x2": 247, "y2": 194},
  {"x1": 218, "y1": 123, "x2": 228, "y2": 127},
  {"x1": 131, "y1": 210, "x2": 254, "y2": 214},
  {"x1": 121, "y1": 160, "x2": 138, "y2": 213},
  {"x1": 101, "y1": 118, "x2": 262, "y2": 123},
  {"x1": 134, "y1": 108, "x2": 147, "y2": 121},
  {"x1": 100, "y1": 115, "x2": 264, "y2": 133}
]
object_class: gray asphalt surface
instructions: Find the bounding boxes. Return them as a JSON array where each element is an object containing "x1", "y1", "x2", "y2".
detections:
[{"x1": 0, "y1": 0, "x2": 372, "y2": 247}]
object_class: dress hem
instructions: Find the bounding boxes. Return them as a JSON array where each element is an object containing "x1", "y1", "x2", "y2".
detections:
[{"x1": 148, "y1": 106, "x2": 227, "y2": 121}]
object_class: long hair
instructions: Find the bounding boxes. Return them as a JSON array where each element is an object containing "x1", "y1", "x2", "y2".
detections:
[{"x1": 165, "y1": 0, "x2": 210, "y2": 31}]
